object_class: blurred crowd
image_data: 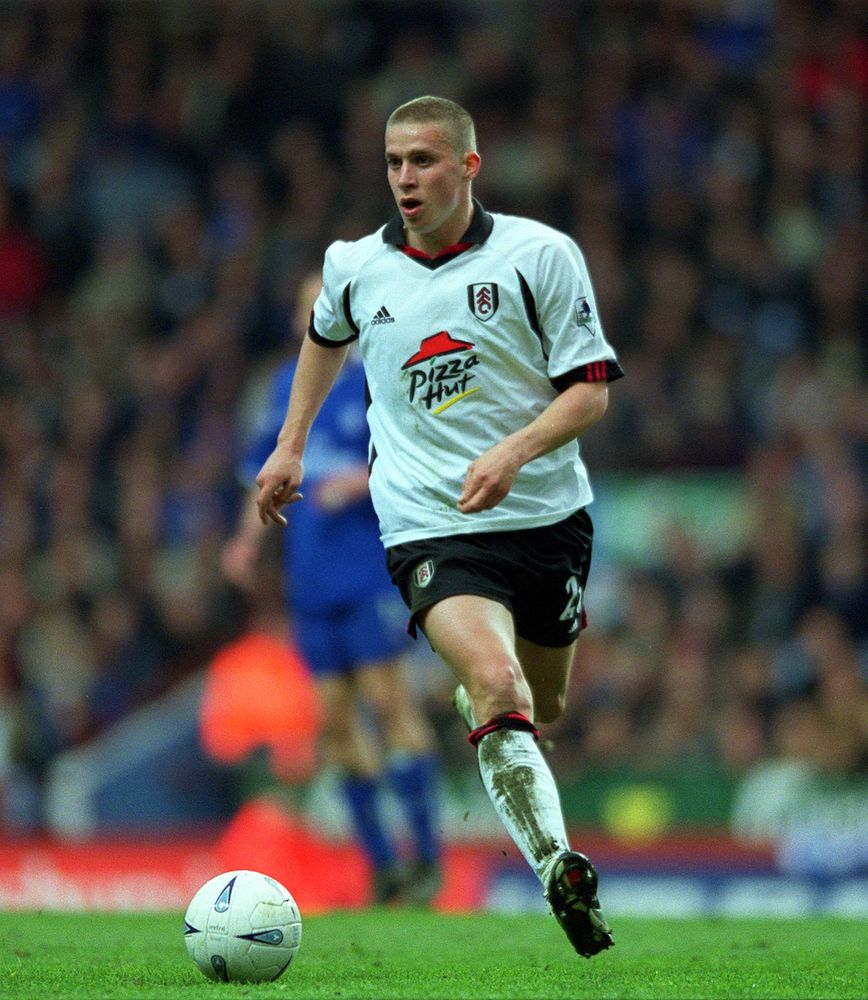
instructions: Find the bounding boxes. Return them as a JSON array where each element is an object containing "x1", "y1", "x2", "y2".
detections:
[{"x1": 0, "y1": 0, "x2": 865, "y2": 836}]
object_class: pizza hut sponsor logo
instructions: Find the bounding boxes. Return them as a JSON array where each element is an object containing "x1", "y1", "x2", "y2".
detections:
[{"x1": 402, "y1": 331, "x2": 481, "y2": 413}]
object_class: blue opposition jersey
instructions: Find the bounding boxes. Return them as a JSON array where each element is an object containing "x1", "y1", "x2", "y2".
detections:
[{"x1": 240, "y1": 351, "x2": 391, "y2": 613}]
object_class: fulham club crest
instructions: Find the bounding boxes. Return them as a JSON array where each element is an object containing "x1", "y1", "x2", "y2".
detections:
[
  {"x1": 413, "y1": 560, "x2": 435, "y2": 589},
  {"x1": 468, "y1": 283, "x2": 499, "y2": 322}
]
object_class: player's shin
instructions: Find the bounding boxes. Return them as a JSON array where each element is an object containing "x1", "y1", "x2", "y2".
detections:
[{"x1": 470, "y1": 714, "x2": 569, "y2": 883}]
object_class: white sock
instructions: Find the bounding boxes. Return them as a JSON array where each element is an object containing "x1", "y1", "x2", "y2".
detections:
[{"x1": 476, "y1": 727, "x2": 569, "y2": 884}]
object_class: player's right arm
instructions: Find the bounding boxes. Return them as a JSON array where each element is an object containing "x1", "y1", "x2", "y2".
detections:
[{"x1": 255, "y1": 335, "x2": 350, "y2": 525}]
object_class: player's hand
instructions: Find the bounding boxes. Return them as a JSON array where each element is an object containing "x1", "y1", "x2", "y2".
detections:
[
  {"x1": 255, "y1": 451, "x2": 304, "y2": 526},
  {"x1": 458, "y1": 440, "x2": 523, "y2": 514}
]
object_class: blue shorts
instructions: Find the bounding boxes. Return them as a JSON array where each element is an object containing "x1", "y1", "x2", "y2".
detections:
[{"x1": 293, "y1": 585, "x2": 409, "y2": 676}]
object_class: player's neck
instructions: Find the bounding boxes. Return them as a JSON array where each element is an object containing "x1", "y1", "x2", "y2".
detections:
[{"x1": 405, "y1": 200, "x2": 474, "y2": 256}]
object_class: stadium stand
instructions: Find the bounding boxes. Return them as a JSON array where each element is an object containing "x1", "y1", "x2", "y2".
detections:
[{"x1": 0, "y1": 2, "x2": 864, "y2": 894}]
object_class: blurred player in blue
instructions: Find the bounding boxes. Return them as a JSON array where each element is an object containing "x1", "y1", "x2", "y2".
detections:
[{"x1": 223, "y1": 272, "x2": 442, "y2": 906}]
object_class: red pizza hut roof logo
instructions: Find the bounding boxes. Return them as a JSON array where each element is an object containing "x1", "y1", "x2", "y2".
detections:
[{"x1": 402, "y1": 331, "x2": 475, "y2": 370}]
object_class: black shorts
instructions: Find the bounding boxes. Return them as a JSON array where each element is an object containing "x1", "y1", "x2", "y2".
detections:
[{"x1": 386, "y1": 509, "x2": 593, "y2": 648}]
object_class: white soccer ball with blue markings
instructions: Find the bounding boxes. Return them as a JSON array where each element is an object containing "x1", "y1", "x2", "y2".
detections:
[{"x1": 184, "y1": 870, "x2": 302, "y2": 983}]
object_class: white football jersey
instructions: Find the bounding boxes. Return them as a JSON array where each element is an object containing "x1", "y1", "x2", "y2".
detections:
[{"x1": 311, "y1": 202, "x2": 623, "y2": 547}]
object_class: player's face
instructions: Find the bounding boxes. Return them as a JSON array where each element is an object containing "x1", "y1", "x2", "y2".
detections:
[{"x1": 385, "y1": 122, "x2": 480, "y2": 253}]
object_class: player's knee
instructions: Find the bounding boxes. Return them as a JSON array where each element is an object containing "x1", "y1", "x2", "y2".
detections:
[
  {"x1": 469, "y1": 659, "x2": 532, "y2": 720},
  {"x1": 533, "y1": 690, "x2": 566, "y2": 724}
]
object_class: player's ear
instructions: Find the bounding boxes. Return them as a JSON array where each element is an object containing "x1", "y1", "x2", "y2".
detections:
[{"x1": 463, "y1": 151, "x2": 481, "y2": 181}]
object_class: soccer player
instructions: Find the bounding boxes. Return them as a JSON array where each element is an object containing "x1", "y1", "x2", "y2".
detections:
[
  {"x1": 255, "y1": 96, "x2": 621, "y2": 956},
  {"x1": 224, "y1": 271, "x2": 442, "y2": 906}
]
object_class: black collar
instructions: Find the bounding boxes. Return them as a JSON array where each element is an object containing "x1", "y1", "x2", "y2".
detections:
[{"x1": 382, "y1": 197, "x2": 494, "y2": 249}]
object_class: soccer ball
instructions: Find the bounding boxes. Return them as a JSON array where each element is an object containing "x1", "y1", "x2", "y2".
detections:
[{"x1": 183, "y1": 870, "x2": 302, "y2": 983}]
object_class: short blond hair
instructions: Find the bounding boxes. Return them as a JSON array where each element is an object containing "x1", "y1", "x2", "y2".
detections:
[{"x1": 386, "y1": 96, "x2": 477, "y2": 156}]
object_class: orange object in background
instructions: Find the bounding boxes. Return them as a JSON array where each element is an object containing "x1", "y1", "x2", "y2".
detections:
[
  {"x1": 199, "y1": 631, "x2": 321, "y2": 783},
  {"x1": 216, "y1": 797, "x2": 370, "y2": 911},
  {"x1": 215, "y1": 796, "x2": 492, "y2": 912}
]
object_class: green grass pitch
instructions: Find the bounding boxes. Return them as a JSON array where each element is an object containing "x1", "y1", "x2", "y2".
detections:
[{"x1": 0, "y1": 910, "x2": 863, "y2": 999}]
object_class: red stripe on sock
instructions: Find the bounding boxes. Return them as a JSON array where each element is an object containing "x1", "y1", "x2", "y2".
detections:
[{"x1": 468, "y1": 711, "x2": 540, "y2": 747}]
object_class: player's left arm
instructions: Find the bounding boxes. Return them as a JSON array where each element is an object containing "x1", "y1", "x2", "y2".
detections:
[
  {"x1": 457, "y1": 381, "x2": 608, "y2": 513},
  {"x1": 459, "y1": 233, "x2": 620, "y2": 515}
]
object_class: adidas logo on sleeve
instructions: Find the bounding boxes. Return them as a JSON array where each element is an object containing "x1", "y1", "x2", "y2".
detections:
[{"x1": 371, "y1": 305, "x2": 395, "y2": 325}]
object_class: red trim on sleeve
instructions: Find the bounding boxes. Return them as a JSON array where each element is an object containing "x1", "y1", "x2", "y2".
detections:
[{"x1": 551, "y1": 359, "x2": 624, "y2": 392}]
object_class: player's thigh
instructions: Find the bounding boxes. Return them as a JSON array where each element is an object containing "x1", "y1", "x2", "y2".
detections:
[
  {"x1": 353, "y1": 657, "x2": 434, "y2": 753},
  {"x1": 315, "y1": 674, "x2": 381, "y2": 772},
  {"x1": 353, "y1": 655, "x2": 410, "y2": 713},
  {"x1": 516, "y1": 635, "x2": 576, "y2": 724},
  {"x1": 386, "y1": 534, "x2": 534, "y2": 719},
  {"x1": 420, "y1": 594, "x2": 532, "y2": 719},
  {"x1": 315, "y1": 673, "x2": 355, "y2": 734}
]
